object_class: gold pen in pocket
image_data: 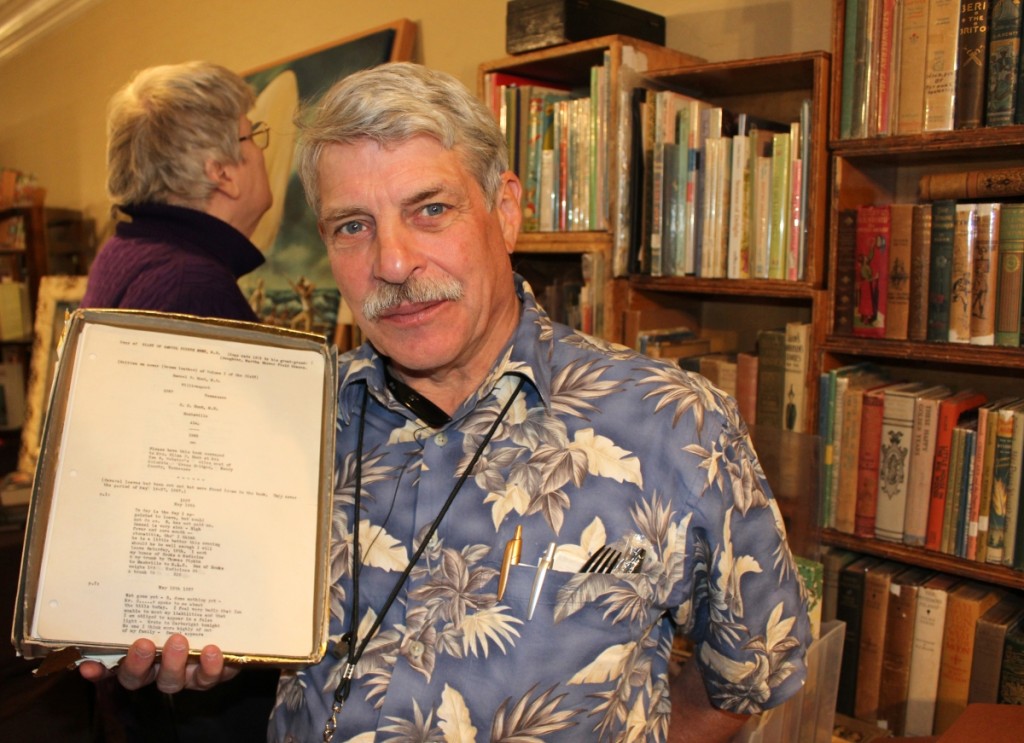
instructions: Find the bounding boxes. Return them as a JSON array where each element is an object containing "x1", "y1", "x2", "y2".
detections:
[{"x1": 497, "y1": 524, "x2": 522, "y2": 601}]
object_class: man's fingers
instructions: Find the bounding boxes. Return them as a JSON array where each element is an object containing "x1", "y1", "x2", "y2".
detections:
[
  {"x1": 118, "y1": 639, "x2": 159, "y2": 691},
  {"x1": 154, "y1": 634, "x2": 190, "y2": 694},
  {"x1": 190, "y1": 645, "x2": 227, "y2": 690}
]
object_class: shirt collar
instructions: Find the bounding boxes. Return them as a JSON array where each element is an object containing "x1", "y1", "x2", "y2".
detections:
[{"x1": 337, "y1": 275, "x2": 555, "y2": 426}]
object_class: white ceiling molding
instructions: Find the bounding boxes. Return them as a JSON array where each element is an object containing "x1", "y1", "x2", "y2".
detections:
[{"x1": 0, "y1": 0, "x2": 102, "y2": 65}]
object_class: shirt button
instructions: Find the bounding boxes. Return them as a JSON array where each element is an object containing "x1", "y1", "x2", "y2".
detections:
[
  {"x1": 409, "y1": 641, "x2": 425, "y2": 659},
  {"x1": 433, "y1": 432, "x2": 448, "y2": 446}
]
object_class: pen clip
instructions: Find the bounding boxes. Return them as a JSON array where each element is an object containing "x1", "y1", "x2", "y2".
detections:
[{"x1": 527, "y1": 542, "x2": 557, "y2": 620}]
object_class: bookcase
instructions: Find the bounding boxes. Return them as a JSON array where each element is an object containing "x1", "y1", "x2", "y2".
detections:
[
  {"x1": 823, "y1": 0, "x2": 1024, "y2": 592},
  {"x1": 478, "y1": 35, "x2": 703, "y2": 344},
  {"x1": 627, "y1": 51, "x2": 832, "y2": 435}
]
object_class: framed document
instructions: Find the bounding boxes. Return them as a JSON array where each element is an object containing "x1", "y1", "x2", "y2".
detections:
[{"x1": 13, "y1": 309, "x2": 337, "y2": 667}]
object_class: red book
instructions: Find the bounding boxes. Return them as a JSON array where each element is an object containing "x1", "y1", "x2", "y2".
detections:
[
  {"x1": 925, "y1": 390, "x2": 989, "y2": 551},
  {"x1": 854, "y1": 204, "x2": 891, "y2": 337},
  {"x1": 855, "y1": 383, "x2": 897, "y2": 537}
]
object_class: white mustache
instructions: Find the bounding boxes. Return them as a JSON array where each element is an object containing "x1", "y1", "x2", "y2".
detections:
[{"x1": 363, "y1": 276, "x2": 464, "y2": 321}]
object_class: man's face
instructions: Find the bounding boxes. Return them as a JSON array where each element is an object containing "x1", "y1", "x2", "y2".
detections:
[{"x1": 316, "y1": 135, "x2": 522, "y2": 384}]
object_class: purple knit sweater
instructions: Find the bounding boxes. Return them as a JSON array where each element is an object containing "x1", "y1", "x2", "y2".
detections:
[{"x1": 81, "y1": 203, "x2": 265, "y2": 322}]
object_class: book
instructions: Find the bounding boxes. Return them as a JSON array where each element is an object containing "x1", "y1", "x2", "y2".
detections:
[
  {"x1": 987, "y1": 0, "x2": 1024, "y2": 125},
  {"x1": 12, "y1": 309, "x2": 337, "y2": 664},
  {"x1": 986, "y1": 400, "x2": 1023, "y2": 563},
  {"x1": 856, "y1": 382, "x2": 901, "y2": 538},
  {"x1": 878, "y1": 566, "x2": 933, "y2": 735},
  {"x1": 749, "y1": 126, "x2": 775, "y2": 279},
  {"x1": 1001, "y1": 615, "x2": 1024, "y2": 702},
  {"x1": 822, "y1": 363, "x2": 879, "y2": 527},
  {"x1": 822, "y1": 547, "x2": 858, "y2": 624},
  {"x1": 836, "y1": 374, "x2": 891, "y2": 533},
  {"x1": 994, "y1": 201, "x2": 1024, "y2": 346},
  {"x1": 796, "y1": 555, "x2": 824, "y2": 640},
  {"x1": 727, "y1": 128, "x2": 752, "y2": 279},
  {"x1": 836, "y1": 555, "x2": 883, "y2": 716},
  {"x1": 922, "y1": 0, "x2": 963, "y2": 132},
  {"x1": 944, "y1": 415, "x2": 977, "y2": 555},
  {"x1": 904, "y1": 386, "x2": 953, "y2": 546},
  {"x1": 876, "y1": 382, "x2": 933, "y2": 542},
  {"x1": 948, "y1": 202, "x2": 978, "y2": 343},
  {"x1": 854, "y1": 204, "x2": 891, "y2": 337},
  {"x1": 919, "y1": 165, "x2": 1024, "y2": 200},
  {"x1": 968, "y1": 594, "x2": 1024, "y2": 703},
  {"x1": 896, "y1": 0, "x2": 932, "y2": 134},
  {"x1": 735, "y1": 351, "x2": 758, "y2": 425},
  {"x1": 884, "y1": 203, "x2": 915, "y2": 340},
  {"x1": 835, "y1": 208, "x2": 859, "y2": 335},
  {"x1": 855, "y1": 560, "x2": 905, "y2": 721},
  {"x1": 754, "y1": 328, "x2": 786, "y2": 429},
  {"x1": 905, "y1": 573, "x2": 961, "y2": 736},
  {"x1": 927, "y1": 199, "x2": 958, "y2": 342},
  {"x1": 969, "y1": 398, "x2": 1019, "y2": 560},
  {"x1": 1005, "y1": 399, "x2": 1024, "y2": 567},
  {"x1": 908, "y1": 203, "x2": 934, "y2": 341},
  {"x1": 971, "y1": 203, "x2": 1002, "y2": 345},
  {"x1": 782, "y1": 320, "x2": 812, "y2": 432},
  {"x1": 698, "y1": 353, "x2": 738, "y2": 397},
  {"x1": 934, "y1": 582, "x2": 1002, "y2": 734},
  {"x1": 953, "y1": 0, "x2": 992, "y2": 129},
  {"x1": 873, "y1": 0, "x2": 900, "y2": 135},
  {"x1": 699, "y1": 135, "x2": 731, "y2": 278},
  {"x1": 925, "y1": 389, "x2": 989, "y2": 551},
  {"x1": 841, "y1": 0, "x2": 872, "y2": 139},
  {"x1": 767, "y1": 131, "x2": 791, "y2": 279}
]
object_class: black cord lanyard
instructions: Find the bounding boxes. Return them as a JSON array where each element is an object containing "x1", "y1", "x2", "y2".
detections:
[{"x1": 323, "y1": 375, "x2": 525, "y2": 742}]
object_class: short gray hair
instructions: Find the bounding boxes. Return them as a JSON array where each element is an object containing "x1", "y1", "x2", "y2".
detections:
[
  {"x1": 296, "y1": 62, "x2": 508, "y2": 216},
  {"x1": 106, "y1": 61, "x2": 255, "y2": 208}
]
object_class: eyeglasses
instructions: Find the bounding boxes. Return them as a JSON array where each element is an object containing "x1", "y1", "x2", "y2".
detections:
[{"x1": 239, "y1": 122, "x2": 270, "y2": 150}]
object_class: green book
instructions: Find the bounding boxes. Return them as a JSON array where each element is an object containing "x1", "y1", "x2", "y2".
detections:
[
  {"x1": 995, "y1": 202, "x2": 1024, "y2": 346},
  {"x1": 988, "y1": 0, "x2": 1024, "y2": 125},
  {"x1": 927, "y1": 199, "x2": 957, "y2": 342}
]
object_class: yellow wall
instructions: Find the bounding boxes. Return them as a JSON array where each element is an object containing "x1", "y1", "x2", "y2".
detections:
[{"x1": 0, "y1": 0, "x2": 831, "y2": 234}]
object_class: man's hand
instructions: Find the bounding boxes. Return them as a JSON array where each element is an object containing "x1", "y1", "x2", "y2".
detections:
[{"x1": 78, "y1": 634, "x2": 238, "y2": 692}]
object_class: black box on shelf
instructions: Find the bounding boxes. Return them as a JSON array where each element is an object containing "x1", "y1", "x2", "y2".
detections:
[{"x1": 505, "y1": 0, "x2": 666, "y2": 54}]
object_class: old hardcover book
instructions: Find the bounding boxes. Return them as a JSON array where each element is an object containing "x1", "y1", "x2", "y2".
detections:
[
  {"x1": 855, "y1": 560, "x2": 905, "y2": 721},
  {"x1": 968, "y1": 594, "x2": 1024, "y2": 703},
  {"x1": 841, "y1": 0, "x2": 871, "y2": 139},
  {"x1": 927, "y1": 199, "x2": 958, "y2": 342},
  {"x1": 908, "y1": 203, "x2": 934, "y2": 341},
  {"x1": 1006, "y1": 399, "x2": 1024, "y2": 567},
  {"x1": 953, "y1": 0, "x2": 992, "y2": 128},
  {"x1": 995, "y1": 201, "x2": 1024, "y2": 346},
  {"x1": 782, "y1": 320, "x2": 812, "y2": 432},
  {"x1": 856, "y1": 382, "x2": 901, "y2": 538},
  {"x1": 904, "y1": 573, "x2": 961, "y2": 736},
  {"x1": 822, "y1": 363, "x2": 880, "y2": 527},
  {"x1": 903, "y1": 386, "x2": 953, "y2": 546},
  {"x1": 822, "y1": 547, "x2": 858, "y2": 623},
  {"x1": 943, "y1": 416, "x2": 977, "y2": 555},
  {"x1": 735, "y1": 351, "x2": 759, "y2": 425},
  {"x1": 971, "y1": 203, "x2": 1002, "y2": 345},
  {"x1": 987, "y1": 0, "x2": 1024, "y2": 126},
  {"x1": 922, "y1": 0, "x2": 963, "y2": 131},
  {"x1": 896, "y1": 0, "x2": 932, "y2": 134},
  {"x1": 876, "y1": 382, "x2": 933, "y2": 542},
  {"x1": 934, "y1": 582, "x2": 1002, "y2": 733},
  {"x1": 919, "y1": 165, "x2": 1024, "y2": 200},
  {"x1": 836, "y1": 555, "x2": 883, "y2": 716},
  {"x1": 925, "y1": 389, "x2": 989, "y2": 551},
  {"x1": 873, "y1": 0, "x2": 900, "y2": 135},
  {"x1": 854, "y1": 204, "x2": 891, "y2": 337},
  {"x1": 835, "y1": 208, "x2": 859, "y2": 335},
  {"x1": 12, "y1": 310, "x2": 337, "y2": 665},
  {"x1": 968, "y1": 398, "x2": 1019, "y2": 560},
  {"x1": 767, "y1": 131, "x2": 791, "y2": 279},
  {"x1": 885, "y1": 203, "x2": 915, "y2": 339},
  {"x1": 986, "y1": 401, "x2": 1023, "y2": 563},
  {"x1": 754, "y1": 328, "x2": 786, "y2": 429},
  {"x1": 836, "y1": 375, "x2": 890, "y2": 533},
  {"x1": 878, "y1": 566, "x2": 934, "y2": 735},
  {"x1": 948, "y1": 203, "x2": 978, "y2": 343},
  {"x1": 1001, "y1": 615, "x2": 1024, "y2": 702}
]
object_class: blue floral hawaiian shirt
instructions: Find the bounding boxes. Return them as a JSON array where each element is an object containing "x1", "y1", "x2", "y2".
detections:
[{"x1": 269, "y1": 277, "x2": 811, "y2": 742}]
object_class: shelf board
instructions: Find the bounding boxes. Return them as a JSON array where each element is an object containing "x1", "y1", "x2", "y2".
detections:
[
  {"x1": 631, "y1": 275, "x2": 821, "y2": 300},
  {"x1": 822, "y1": 335, "x2": 1024, "y2": 369},
  {"x1": 830, "y1": 125, "x2": 1024, "y2": 163},
  {"x1": 513, "y1": 231, "x2": 612, "y2": 255},
  {"x1": 822, "y1": 529, "x2": 1024, "y2": 591}
]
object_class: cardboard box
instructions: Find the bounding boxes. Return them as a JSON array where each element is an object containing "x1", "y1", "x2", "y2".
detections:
[{"x1": 505, "y1": 0, "x2": 666, "y2": 54}]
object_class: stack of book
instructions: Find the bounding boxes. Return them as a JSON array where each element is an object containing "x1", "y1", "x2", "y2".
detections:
[
  {"x1": 839, "y1": 0, "x2": 1024, "y2": 138},
  {"x1": 827, "y1": 549, "x2": 1024, "y2": 736},
  {"x1": 821, "y1": 372, "x2": 1024, "y2": 568},
  {"x1": 628, "y1": 87, "x2": 812, "y2": 282},
  {"x1": 835, "y1": 189, "x2": 1024, "y2": 348}
]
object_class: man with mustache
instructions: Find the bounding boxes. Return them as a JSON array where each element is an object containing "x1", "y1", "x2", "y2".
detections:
[{"x1": 83, "y1": 62, "x2": 810, "y2": 742}]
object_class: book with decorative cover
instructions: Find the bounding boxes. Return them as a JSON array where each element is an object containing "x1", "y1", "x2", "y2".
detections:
[{"x1": 13, "y1": 309, "x2": 337, "y2": 666}]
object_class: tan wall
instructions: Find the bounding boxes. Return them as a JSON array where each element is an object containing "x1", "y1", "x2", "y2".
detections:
[{"x1": 0, "y1": 0, "x2": 831, "y2": 234}]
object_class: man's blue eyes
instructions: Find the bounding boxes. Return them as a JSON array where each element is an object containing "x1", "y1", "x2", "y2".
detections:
[{"x1": 332, "y1": 204, "x2": 447, "y2": 237}]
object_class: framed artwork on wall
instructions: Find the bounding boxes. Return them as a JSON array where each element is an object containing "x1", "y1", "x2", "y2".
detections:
[{"x1": 239, "y1": 19, "x2": 416, "y2": 348}]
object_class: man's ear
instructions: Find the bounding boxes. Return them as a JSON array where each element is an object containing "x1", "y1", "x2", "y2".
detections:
[
  {"x1": 205, "y1": 157, "x2": 241, "y2": 200},
  {"x1": 496, "y1": 172, "x2": 522, "y2": 254}
]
